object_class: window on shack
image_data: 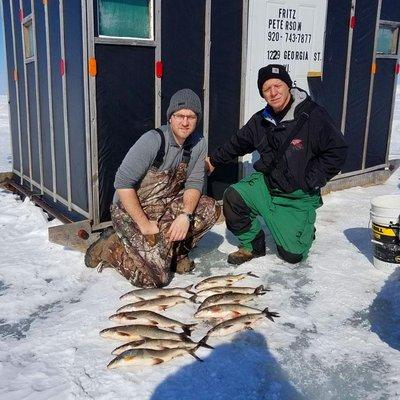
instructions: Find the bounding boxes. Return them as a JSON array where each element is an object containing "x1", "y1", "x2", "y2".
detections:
[
  {"x1": 23, "y1": 18, "x2": 35, "y2": 60},
  {"x1": 98, "y1": 0, "x2": 153, "y2": 40},
  {"x1": 376, "y1": 25, "x2": 399, "y2": 55}
]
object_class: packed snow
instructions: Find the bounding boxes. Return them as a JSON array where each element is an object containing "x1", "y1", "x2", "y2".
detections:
[{"x1": 0, "y1": 87, "x2": 399, "y2": 399}]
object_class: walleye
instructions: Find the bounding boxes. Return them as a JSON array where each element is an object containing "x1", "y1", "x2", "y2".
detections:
[
  {"x1": 194, "y1": 272, "x2": 259, "y2": 291},
  {"x1": 120, "y1": 285, "x2": 194, "y2": 302},
  {"x1": 194, "y1": 303, "x2": 265, "y2": 320},
  {"x1": 107, "y1": 347, "x2": 202, "y2": 369},
  {"x1": 193, "y1": 285, "x2": 269, "y2": 301},
  {"x1": 112, "y1": 338, "x2": 213, "y2": 355},
  {"x1": 201, "y1": 308, "x2": 280, "y2": 342},
  {"x1": 197, "y1": 291, "x2": 266, "y2": 311},
  {"x1": 117, "y1": 295, "x2": 194, "y2": 313},
  {"x1": 109, "y1": 310, "x2": 197, "y2": 336},
  {"x1": 99, "y1": 324, "x2": 189, "y2": 342}
]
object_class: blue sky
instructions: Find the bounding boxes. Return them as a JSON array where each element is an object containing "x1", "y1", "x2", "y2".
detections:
[{"x1": 0, "y1": 4, "x2": 7, "y2": 95}]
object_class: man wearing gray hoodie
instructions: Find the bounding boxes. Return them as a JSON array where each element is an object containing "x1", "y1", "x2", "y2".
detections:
[{"x1": 86, "y1": 89, "x2": 219, "y2": 287}]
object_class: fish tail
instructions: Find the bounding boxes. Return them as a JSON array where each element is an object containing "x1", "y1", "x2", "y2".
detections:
[
  {"x1": 197, "y1": 335, "x2": 210, "y2": 349},
  {"x1": 262, "y1": 307, "x2": 280, "y2": 322},
  {"x1": 247, "y1": 271, "x2": 259, "y2": 278},
  {"x1": 182, "y1": 327, "x2": 192, "y2": 337},
  {"x1": 189, "y1": 350, "x2": 203, "y2": 362},
  {"x1": 196, "y1": 337, "x2": 213, "y2": 350},
  {"x1": 179, "y1": 332, "x2": 190, "y2": 341},
  {"x1": 255, "y1": 285, "x2": 268, "y2": 295},
  {"x1": 182, "y1": 323, "x2": 197, "y2": 337}
]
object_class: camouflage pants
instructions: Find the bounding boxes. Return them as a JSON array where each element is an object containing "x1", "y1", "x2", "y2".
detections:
[{"x1": 110, "y1": 194, "x2": 219, "y2": 287}]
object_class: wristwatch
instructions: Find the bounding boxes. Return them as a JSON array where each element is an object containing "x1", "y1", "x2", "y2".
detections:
[{"x1": 181, "y1": 212, "x2": 195, "y2": 223}]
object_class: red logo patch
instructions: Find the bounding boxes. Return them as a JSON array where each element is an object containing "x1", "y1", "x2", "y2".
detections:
[{"x1": 290, "y1": 138, "x2": 304, "y2": 150}]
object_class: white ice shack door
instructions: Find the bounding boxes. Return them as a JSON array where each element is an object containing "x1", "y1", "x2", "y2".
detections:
[
  {"x1": 241, "y1": 0, "x2": 327, "y2": 174},
  {"x1": 244, "y1": 0, "x2": 327, "y2": 122}
]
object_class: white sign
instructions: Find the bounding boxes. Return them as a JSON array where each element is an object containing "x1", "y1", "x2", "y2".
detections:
[{"x1": 244, "y1": 0, "x2": 328, "y2": 121}]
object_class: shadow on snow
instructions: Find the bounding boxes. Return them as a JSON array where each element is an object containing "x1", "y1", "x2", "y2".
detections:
[
  {"x1": 343, "y1": 227, "x2": 373, "y2": 264},
  {"x1": 150, "y1": 330, "x2": 304, "y2": 400},
  {"x1": 368, "y1": 266, "x2": 400, "y2": 351}
]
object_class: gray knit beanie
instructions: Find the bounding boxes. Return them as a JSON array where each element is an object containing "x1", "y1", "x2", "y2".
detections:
[{"x1": 167, "y1": 88, "x2": 202, "y2": 122}]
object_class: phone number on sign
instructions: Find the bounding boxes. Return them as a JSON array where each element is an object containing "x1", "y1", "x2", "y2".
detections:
[{"x1": 267, "y1": 32, "x2": 312, "y2": 44}]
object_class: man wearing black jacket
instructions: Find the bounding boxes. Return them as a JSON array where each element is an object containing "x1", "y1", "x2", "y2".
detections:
[{"x1": 207, "y1": 64, "x2": 347, "y2": 265}]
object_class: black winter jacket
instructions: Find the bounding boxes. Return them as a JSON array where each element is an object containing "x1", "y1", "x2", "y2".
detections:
[{"x1": 210, "y1": 88, "x2": 347, "y2": 193}]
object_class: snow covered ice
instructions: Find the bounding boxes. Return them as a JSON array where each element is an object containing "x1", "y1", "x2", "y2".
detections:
[{"x1": 0, "y1": 89, "x2": 400, "y2": 399}]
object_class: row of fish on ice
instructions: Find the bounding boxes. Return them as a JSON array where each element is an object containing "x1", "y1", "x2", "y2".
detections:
[{"x1": 100, "y1": 272, "x2": 280, "y2": 369}]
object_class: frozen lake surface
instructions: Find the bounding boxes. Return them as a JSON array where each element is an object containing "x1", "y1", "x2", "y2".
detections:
[{"x1": 0, "y1": 88, "x2": 400, "y2": 399}]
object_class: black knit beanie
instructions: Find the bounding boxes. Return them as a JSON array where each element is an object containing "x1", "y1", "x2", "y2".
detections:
[{"x1": 257, "y1": 64, "x2": 292, "y2": 97}]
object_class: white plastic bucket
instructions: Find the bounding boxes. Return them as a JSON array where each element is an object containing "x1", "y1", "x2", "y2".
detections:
[{"x1": 370, "y1": 195, "x2": 400, "y2": 273}]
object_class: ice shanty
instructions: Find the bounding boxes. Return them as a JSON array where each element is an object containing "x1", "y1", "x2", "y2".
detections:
[{"x1": 1, "y1": 0, "x2": 399, "y2": 245}]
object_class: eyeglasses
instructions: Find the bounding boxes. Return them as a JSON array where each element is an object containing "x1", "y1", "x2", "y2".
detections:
[{"x1": 172, "y1": 113, "x2": 197, "y2": 122}]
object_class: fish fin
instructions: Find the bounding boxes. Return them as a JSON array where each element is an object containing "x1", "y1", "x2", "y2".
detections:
[
  {"x1": 224, "y1": 324, "x2": 234, "y2": 329},
  {"x1": 233, "y1": 311, "x2": 241, "y2": 317},
  {"x1": 245, "y1": 326, "x2": 254, "y2": 331},
  {"x1": 117, "y1": 331, "x2": 131, "y2": 337},
  {"x1": 149, "y1": 319, "x2": 159, "y2": 326},
  {"x1": 160, "y1": 306, "x2": 168, "y2": 311},
  {"x1": 262, "y1": 307, "x2": 280, "y2": 322},
  {"x1": 189, "y1": 350, "x2": 203, "y2": 362},
  {"x1": 247, "y1": 271, "x2": 259, "y2": 278},
  {"x1": 152, "y1": 358, "x2": 164, "y2": 365}
]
